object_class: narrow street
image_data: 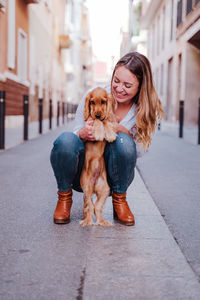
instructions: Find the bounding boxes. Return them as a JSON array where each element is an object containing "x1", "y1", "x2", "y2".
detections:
[
  {"x1": 137, "y1": 129, "x2": 200, "y2": 280},
  {"x1": 0, "y1": 122, "x2": 200, "y2": 300},
  {"x1": 1, "y1": 0, "x2": 200, "y2": 299}
]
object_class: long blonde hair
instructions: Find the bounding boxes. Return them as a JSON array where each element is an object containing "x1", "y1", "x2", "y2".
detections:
[{"x1": 111, "y1": 52, "x2": 164, "y2": 150}]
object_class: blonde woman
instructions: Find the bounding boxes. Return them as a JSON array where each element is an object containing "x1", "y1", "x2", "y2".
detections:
[{"x1": 50, "y1": 52, "x2": 164, "y2": 226}]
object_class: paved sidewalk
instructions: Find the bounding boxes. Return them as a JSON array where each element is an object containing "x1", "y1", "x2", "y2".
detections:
[
  {"x1": 160, "y1": 120, "x2": 199, "y2": 145},
  {"x1": 81, "y1": 169, "x2": 200, "y2": 299},
  {"x1": 0, "y1": 123, "x2": 200, "y2": 299},
  {"x1": 3, "y1": 117, "x2": 62, "y2": 150}
]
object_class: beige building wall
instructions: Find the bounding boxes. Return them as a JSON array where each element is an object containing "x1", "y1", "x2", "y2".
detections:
[
  {"x1": 140, "y1": 0, "x2": 200, "y2": 124},
  {"x1": 15, "y1": 0, "x2": 29, "y2": 77},
  {"x1": 80, "y1": 2, "x2": 93, "y2": 90},
  {"x1": 129, "y1": 0, "x2": 147, "y2": 56},
  {"x1": 0, "y1": 0, "x2": 30, "y2": 130},
  {"x1": 185, "y1": 44, "x2": 200, "y2": 123},
  {"x1": 176, "y1": 1, "x2": 200, "y2": 125},
  {"x1": 1, "y1": 0, "x2": 93, "y2": 131},
  {"x1": 65, "y1": 0, "x2": 93, "y2": 104},
  {"x1": 28, "y1": 0, "x2": 67, "y2": 123},
  {"x1": 141, "y1": 0, "x2": 177, "y2": 122},
  {"x1": 0, "y1": 3, "x2": 7, "y2": 75}
]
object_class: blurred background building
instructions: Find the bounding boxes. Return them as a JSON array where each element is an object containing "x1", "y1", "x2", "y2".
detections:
[
  {"x1": 126, "y1": 0, "x2": 200, "y2": 126},
  {"x1": 0, "y1": 0, "x2": 92, "y2": 147},
  {"x1": 65, "y1": 0, "x2": 93, "y2": 104},
  {"x1": 0, "y1": 0, "x2": 200, "y2": 149}
]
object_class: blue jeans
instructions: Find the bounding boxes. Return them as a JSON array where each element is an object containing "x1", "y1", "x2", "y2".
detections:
[{"x1": 50, "y1": 132, "x2": 137, "y2": 194}]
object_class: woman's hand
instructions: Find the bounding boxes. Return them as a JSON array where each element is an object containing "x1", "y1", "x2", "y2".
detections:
[
  {"x1": 78, "y1": 120, "x2": 96, "y2": 142},
  {"x1": 115, "y1": 123, "x2": 133, "y2": 138}
]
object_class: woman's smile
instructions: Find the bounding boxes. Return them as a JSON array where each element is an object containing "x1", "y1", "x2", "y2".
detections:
[
  {"x1": 112, "y1": 65, "x2": 139, "y2": 104},
  {"x1": 115, "y1": 92, "x2": 127, "y2": 99}
]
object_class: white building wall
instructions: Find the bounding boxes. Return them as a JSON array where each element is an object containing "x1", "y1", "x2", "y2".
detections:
[
  {"x1": 65, "y1": 0, "x2": 84, "y2": 105},
  {"x1": 143, "y1": 0, "x2": 177, "y2": 121},
  {"x1": 28, "y1": 0, "x2": 67, "y2": 127},
  {"x1": 176, "y1": 2, "x2": 200, "y2": 124},
  {"x1": 141, "y1": 0, "x2": 200, "y2": 124}
]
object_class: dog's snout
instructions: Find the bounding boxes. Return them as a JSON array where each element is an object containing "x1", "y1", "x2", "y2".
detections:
[{"x1": 95, "y1": 114, "x2": 101, "y2": 119}]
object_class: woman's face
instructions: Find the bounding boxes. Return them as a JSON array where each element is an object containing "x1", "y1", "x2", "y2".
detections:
[{"x1": 111, "y1": 66, "x2": 140, "y2": 104}]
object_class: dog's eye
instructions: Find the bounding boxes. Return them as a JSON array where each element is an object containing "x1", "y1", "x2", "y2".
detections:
[
  {"x1": 101, "y1": 99, "x2": 106, "y2": 104},
  {"x1": 90, "y1": 100, "x2": 95, "y2": 105}
]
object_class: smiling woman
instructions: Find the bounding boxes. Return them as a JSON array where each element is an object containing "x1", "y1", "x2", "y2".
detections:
[{"x1": 50, "y1": 51, "x2": 164, "y2": 227}]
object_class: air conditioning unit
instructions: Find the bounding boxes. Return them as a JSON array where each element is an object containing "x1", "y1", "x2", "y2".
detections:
[{"x1": 0, "y1": 0, "x2": 6, "y2": 9}]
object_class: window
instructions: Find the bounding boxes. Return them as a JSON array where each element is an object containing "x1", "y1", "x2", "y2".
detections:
[
  {"x1": 45, "y1": 0, "x2": 51, "y2": 10},
  {"x1": 18, "y1": 29, "x2": 27, "y2": 81},
  {"x1": 186, "y1": 0, "x2": 193, "y2": 15},
  {"x1": 177, "y1": 54, "x2": 182, "y2": 103},
  {"x1": 148, "y1": 28, "x2": 152, "y2": 59},
  {"x1": 155, "y1": 68, "x2": 159, "y2": 90},
  {"x1": 7, "y1": 0, "x2": 15, "y2": 69},
  {"x1": 152, "y1": 24, "x2": 155, "y2": 59},
  {"x1": 162, "y1": 6, "x2": 165, "y2": 50},
  {"x1": 170, "y1": 0, "x2": 174, "y2": 40},
  {"x1": 71, "y1": 0, "x2": 74, "y2": 24},
  {"x1": 166, "y1": 57, "x2": 173, "y2": 120},
  {"x1": 157, "y1": 15, "x2": 160, "y2": 54},
  {"x1": 160, "y1": 64, "x2": 164, "y2": 95},
  {"x1": 177, "y1": 0, "x2": 183, "y2": 27}
]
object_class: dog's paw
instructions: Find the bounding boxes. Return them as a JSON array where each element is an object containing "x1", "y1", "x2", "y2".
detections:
[
  {"x1": 105, "y1": 131, "x2": 117, "y2": 142},
  {"x1": 93, "y1": 120, "x2": 105, "y2": 141},
  {"x1": 95, "y1": 220, "x2": 112, "y2": 227},
  {"x1": 80, "y1": 219, "x2": 93, "y2": 226},
  {"x1": 93, "y1": 130, "x2": 105, "y2": 141}
]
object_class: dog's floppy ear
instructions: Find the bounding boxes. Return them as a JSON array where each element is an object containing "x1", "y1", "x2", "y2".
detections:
[
  {"x1": 106, "y1": 94, "x2": 117, "y2": 120},
  {"x1": 84, "y1": 93, "x2": 91, "y2": 121}
]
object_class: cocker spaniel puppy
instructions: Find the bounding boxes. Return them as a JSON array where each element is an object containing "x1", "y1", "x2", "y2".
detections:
[{"x1": 80, "y1": 87, "x2": 117, "y2": 226}]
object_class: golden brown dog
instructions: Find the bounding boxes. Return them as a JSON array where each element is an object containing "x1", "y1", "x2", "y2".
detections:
[{"x1": 80, "y1": 87, "x2": 117, "y2": 226}]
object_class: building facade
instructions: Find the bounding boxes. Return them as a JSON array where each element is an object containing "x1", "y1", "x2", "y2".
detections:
[
  {"x1": 140, "y1": 0, "x2": 200, "y2": 125},
  {"x1": 0, "y1": 0, "x2": 66, "y2": 134},
  {"x1": 28, "y1": 0, "x2": 68, "y2": 130},
  {"x1": 0, "y1": 0, "x2": 92, "y2": 148},
  {"x1": 0, "y1": 0, "x2": 33, "y2": 130},
  {"x1": 65, "y1": 0, "x2": 93, "y2": 105},
  {"x1": 129, "y1": 0, "x2": 147, "y2": 56},
  {"x1": 176, "y1": 0, "x2": 200, "y2": 124}
]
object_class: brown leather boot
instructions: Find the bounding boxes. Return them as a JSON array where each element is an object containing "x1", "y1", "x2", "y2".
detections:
[
  {"x1": 112, "y1": 191, "x2": 135, "y2": 226},
  {"x1": 54, "y1": 190, "x2": 73, "y2": 224}
]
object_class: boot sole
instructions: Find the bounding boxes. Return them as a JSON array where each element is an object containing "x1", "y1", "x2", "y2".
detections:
[
  {"x1": 54, "y1": 218, "x2": 70, "y2": 224},
  {"x1": 113, "y1": 213, "x2": 135, "y2": 226},
  {"x1": 116, "y1": 219, "x2": 135, "y2": 226},
  {"x1": 114, "y1": 217, "x2": 135, "y2": 226}
]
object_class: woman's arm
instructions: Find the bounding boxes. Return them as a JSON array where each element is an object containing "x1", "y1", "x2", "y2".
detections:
[
  {"x1": 115, "y1": 123, "x2": 133, "y2": 138},
  {"x1": 73, "y1": 97, "x2": 85, "y2": 135},
  {"x1": 77, "y1": 120, "x2": 95, "y2": 142},
  {"x1": 74, "y1": 91, "x2": 95, "y2": 141},
  {"x1": 74, "y1": 102, "x2": 95, "y2": 142},
  {"x1": 117, "y1": 124, "x2": 146, "y2": 157}
]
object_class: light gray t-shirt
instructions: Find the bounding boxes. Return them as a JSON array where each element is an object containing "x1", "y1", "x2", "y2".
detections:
[{"x1": 73, "y1": 85, "x2": 145, "y2": 157}]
